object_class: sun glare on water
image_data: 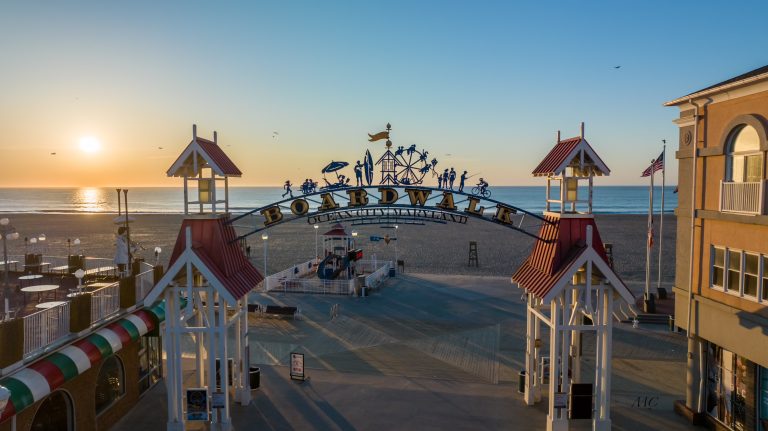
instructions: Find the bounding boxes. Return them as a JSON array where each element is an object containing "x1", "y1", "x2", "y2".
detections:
[{"x1": 79, "y1": 136, "x2": 101, "y2": 153}]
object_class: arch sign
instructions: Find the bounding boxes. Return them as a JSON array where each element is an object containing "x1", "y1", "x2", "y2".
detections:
[{"x1": 230, "y1": 123, "x2": 553, "y2": 241}]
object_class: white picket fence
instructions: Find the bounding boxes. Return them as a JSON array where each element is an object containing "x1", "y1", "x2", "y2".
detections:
[
  {"x1": 23, "y1": 302, "x2": 70, "y2": 356},
  {"x1": 263, "y1": 259, "x2": 318, "y2": 291}
]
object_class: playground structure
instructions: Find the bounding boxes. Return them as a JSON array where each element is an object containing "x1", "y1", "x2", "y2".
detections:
[{"x1": 316, "y1": 224, "x2": 359, "y2": 280}]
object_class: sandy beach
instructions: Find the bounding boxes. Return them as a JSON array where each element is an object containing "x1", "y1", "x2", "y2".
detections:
[{"x1": 3, "y1": 213, "x2": 675, "y2": 283}]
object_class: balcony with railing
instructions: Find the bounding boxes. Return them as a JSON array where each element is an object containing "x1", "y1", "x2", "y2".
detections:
[
  {"x1": 0, "y1": 260, "x2": 164, "y2": 372},
  {"x1": 720, "y1": 180, "x2": 766, "y2": 215}
]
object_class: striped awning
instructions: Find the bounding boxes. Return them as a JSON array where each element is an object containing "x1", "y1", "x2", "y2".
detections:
[{"x1": 0, "y1": 302, "x2": 168, "y2": 423}]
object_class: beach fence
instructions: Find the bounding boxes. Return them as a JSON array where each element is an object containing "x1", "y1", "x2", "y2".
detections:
[{"x1": 263, "y1": 259, "x2": 392, "y2": 295}]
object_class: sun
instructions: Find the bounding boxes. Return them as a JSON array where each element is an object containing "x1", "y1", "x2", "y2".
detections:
[{"x1": 79, "y1": 136, "x2": 101, "y2": 153}]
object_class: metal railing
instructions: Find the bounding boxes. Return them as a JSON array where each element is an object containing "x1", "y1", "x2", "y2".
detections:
[
  {"x1": 364, "y1": 261, "x2": 392, "y2": 289},
  {"x1": 720, "y1": 180, "x2": 765, "y2": 215},
  {"x1": 278, "y1": 278, "x2": 355, "y2": 295},
  {"x1": 23, "y1": 302, "x2": 70, "y2": 356},
  {"x1": 90, "y1": 282, "x2": 121, "y2": 323},
  {"x1": 136, "y1": 268, "x2": 155, "y2": 302},
  {"x1": 264, "y1": 259, "x2": 317, "y2": 291}
]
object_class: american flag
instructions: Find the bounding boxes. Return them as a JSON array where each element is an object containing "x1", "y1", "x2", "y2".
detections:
[{"x1": 641, "y1": 151, "x2": 664, "y2": 177}]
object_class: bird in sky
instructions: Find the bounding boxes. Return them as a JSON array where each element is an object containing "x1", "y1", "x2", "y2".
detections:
[
  {"x1": 614, "y1": 65, "x2": 621, "y2": 69},
  {"x1": 272, "y1": 131, "x2": 280, "y2": 142},
  {"x1": 50, "y1": 152, "x2": 56, "y2": 155},
  {"x1": 158, "y1": 147, "x2": 163, "y2": 150}
]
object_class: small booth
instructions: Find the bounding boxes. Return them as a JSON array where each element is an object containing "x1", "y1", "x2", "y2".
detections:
[
  {"x1": 513, "y1": 124, "x2": 634, "y2": 431},
  {"x1": 317, "y1": 223, "x2": 358, "y2": 280}
]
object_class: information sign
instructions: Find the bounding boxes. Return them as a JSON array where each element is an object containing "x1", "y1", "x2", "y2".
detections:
[
  {"x1": 290, "y1": 352, "x2": 305, "y2": 380},
  {"x1": 186, "y1": 388, "x2": 209, "y2": 421}
]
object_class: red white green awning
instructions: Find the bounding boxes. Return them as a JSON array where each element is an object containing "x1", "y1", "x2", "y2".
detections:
[{"x1": 0, "y1": 302, "x2": 167, "y2": 423}]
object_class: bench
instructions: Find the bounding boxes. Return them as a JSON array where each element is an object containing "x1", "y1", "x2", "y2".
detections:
[{"x1": 260, "y1": 305, "x2": 300, "y2": 320}]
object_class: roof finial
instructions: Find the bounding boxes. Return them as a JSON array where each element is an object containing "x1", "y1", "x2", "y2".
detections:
[
  {"x1": 214, "y1": 130, "x2": 218, "y2": 145},
  {"x1": 557, "y1": 130, "x2": 561, "y2": 143},
  {"x1": 193, "y1": 124, "x2": 197, "y2": 140},
  {"x1": 580, "y1": 122, "x2": 585, "y2": 139}
]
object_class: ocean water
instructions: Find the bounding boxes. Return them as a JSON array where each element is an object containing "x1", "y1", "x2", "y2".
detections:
[{"x1": 0, "y1": 186, "x2": 677, "y2": 215}]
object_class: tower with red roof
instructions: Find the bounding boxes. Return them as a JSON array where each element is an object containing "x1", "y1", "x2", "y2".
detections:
[{"x1": 512, "y1": 124, "x2": 634, "y2": 431}]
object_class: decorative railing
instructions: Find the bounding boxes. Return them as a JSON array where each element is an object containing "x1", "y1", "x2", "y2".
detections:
[
  {"x1": 364, "y1": 261, "x2": 392, "y2": 289},
  {"x1": 278, "y1": 278, "x2": 355, "y2": 295},
  {"x1": 263, "y1": 258, "x2": 317, "y2": 291},
  {"x1": 720, "y1": 180, "x2": 765, "y2": 215},
  {"x1": 23, "y1": 303, "x2": 70, "y2": 356},
  {"x1": 90, "y1": 282, "x2": 121, "y2": 323},
  {"x1": 136, "y1": 268, "x2": 156, "y2": 302}
]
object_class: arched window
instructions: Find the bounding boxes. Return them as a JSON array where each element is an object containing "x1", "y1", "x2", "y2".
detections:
[
  {"x1": 30, "y1": 390, "x2": 74, "y2": 431},
  {"x1": 95, "y1": 355, "x2": 125, "y2": 415},
  {"x1": 727, "y1": 125, "x2": 763, "y2": 182}
]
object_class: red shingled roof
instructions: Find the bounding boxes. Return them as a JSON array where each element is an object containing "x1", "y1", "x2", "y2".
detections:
[
  {"x1": 511, "y1": 215, "x2": 610, "y2": 298},
  {"x1": 168, "y1": 217, "x2": 262, "y2": 300},
  {"x1": 196, "y1": 137, "x2": 242, "y2": 176},
  {"x1": 323, "y1": 223, "x2": 349, "y2": 237},
  {"x1": 532, "y1": 137, "x2": 582, "y2": 176}
]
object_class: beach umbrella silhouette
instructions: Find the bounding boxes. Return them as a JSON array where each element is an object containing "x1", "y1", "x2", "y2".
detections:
[
  {"x1": 321, "y1": 161, "x2": 348, "y2": 173},
  {"x1": 113, "y1": 215, "x2": 136, "y2": 224}
]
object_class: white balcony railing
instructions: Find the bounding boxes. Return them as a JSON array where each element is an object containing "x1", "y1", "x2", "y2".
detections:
[
  {"x1": 23, "y1": 303, "x2": 70, "y2": 356},
  {"x1": 91, "y1": 282, "x2": 121, "y2": 323},
  {"x1": 720, "y1": 180, "x2": 765, "y2": 215}
]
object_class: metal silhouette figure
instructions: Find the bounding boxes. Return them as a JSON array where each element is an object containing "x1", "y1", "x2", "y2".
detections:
[
  {"x1": 459, "y1": 171, "x2": 468, "y2": 192},
  {"x1": 282, "y1": 180, "x2": 294, "y2": 198},
  {"x1": 448, "y1": 168, "x2": 456, "y2": 190},
  {"x1": 301, "y1": 179, "x2": 318, "y2": 194},
  {"x1": 354, "y1": 160, "x2": 364, "y2": 186},
  {"x1": 472, "y1": 178, "x2": 491, "y2": 198}
]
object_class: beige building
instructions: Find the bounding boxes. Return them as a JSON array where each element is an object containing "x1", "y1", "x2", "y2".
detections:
[{"x1": 667, "y1": 65, "x2": 768, "y2": 430}]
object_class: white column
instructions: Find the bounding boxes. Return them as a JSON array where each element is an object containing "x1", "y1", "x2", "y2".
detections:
[
  {"x1": 206, "y1": 288, "x2": 217, "y2": 424},
  {"x1": 593, "y1": 288, "x2": 612, "y2": 431},
  {"x1": 165, "y1": 289, "x2": 184, "y2": 431},
  {"x1": 561, "y1": 292, "x2": 572, "y2": 405},
  {"x1": 217, "y1": 297, "x2": 232, "y2": 430},
  {"x1": 571, "y1": 287, "x2": 581, "y2": 383},
  {"x1": 534, "y1": 304, "x2": 542, "y2": 402},
  {"x1": 547, "y1": 296, "x2": 568, "y2": 431},
  {"x1": 525, "y1": 294, "x2": 536, "y2": 405}
]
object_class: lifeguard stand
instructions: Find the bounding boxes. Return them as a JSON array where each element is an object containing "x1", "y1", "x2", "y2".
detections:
[
  {"x1": 532, "y1": 123, "x2": 610, "y2": 214},
  {"x1": 513, "y1": 126, "x2": 633, "y2": 431},
  {"x1": 167, "y1": 124, "x2": 242, "y2": 215}
]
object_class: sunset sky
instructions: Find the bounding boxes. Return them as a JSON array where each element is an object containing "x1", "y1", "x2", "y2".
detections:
[{"x1": 1, "y1": 1, "x2": 767, "y2": 187}]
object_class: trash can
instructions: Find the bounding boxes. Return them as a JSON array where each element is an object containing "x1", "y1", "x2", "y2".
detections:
[
  {"x1": 570, "y1": 383, "x2": 593, "y2": 419},
  {"x1": 518, "y1": 370, "x2": 526, "y2": 394},
  {"x1": 249, "y1": 366, "x2": 260, "y2": 389},
  {"x1": 658, "y1": 287, "x2": 668, "y2": 300},
  {"x1": 643, "y1": 293, "x2": 656, "y2": 314},
  {"x1": 389, "y1": 267, "x2": 396, "y2": 277}
]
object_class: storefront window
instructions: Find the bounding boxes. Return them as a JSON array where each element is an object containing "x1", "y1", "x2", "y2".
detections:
[
  {"x1": 707, "y1": 343, "x2": 758, "y2": 431},
  {"x1": 95, "y1": 356, "x2": 125, "y2": 415},
  {"x1": 30, "y1": 390, "x2": 73, "y2": 431},
  {"x1": 138, "y1": 335, "x2": 162, "y2": 394}
]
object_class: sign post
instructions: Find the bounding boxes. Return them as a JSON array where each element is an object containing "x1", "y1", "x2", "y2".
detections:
[
  {"x1": 290, "y1": 352, "x2": 305, "y2": 381},
  {"x1": 185, "y1": 388, "x2": 209, "y2": 422}
]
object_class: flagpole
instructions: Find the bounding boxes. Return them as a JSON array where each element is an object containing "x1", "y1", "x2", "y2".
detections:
[
  {"x1": 645, "y1": 159, "x2": 654, "y2": 312},
  {"x1": 657, "y1": 142, "x2": 666, "y2": 295}
]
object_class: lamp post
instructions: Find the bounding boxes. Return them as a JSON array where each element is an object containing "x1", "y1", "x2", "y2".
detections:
[
  {"x1": 73, "y1": 238, "x2": 81, "y2": 255},
  {"x1": 1, "y1": 218, "x2": 20, "y2": 292},
  {"x1": 314, "y1": 224, "x2": 319, "y2": 261},
  {"x1": 38, "y1": 234, "x2": 46, "y2": 257},
  {"x1": 394, "y1": 225, "x2": 399, "y2": 268},
  {"x1": 261, "y1": 233, "x2": 269, "y2": 282},
  {"x1": 74, "y1": 268, "x2": 85, "y2": 294},
  {"x1": 154, "y1": 247, "x2": 162, "y2": 266}
]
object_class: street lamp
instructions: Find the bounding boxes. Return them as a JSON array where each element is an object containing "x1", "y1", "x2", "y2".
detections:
[
  {"x1": 394, "y1": 225, "x2": 399, "y2": 269},
  {"x1": 313, "y1": 224, "x2": 319, "y2": 260},
  {"x1": 261, "y1": 233, "x2": 269, "y2": 281},
  {"x1": 351, "y1": 230, "x2": 358, "y2": 250},
  {"x1": 154, "y1": 247, "x2": 162, "y2": 266},
  {"x1": 1, "y1": 218, "x2": 20, "y2": 290},
  {"x1": 73, "y1": 238, "x2": 81, "y2": 255},
  {"x1": 38, "y1": 234, "x2": 46, "y2": 256},
  {"x1": 74, "y1": 268, "x2": 85, "y2": 294}
]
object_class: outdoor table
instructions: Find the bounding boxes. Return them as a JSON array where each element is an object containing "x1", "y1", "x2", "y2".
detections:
[
  {"x1": 35, "y1": 301, "x2": 66, "y2": 310},
  {"x1": 50, "y1": 265, "x2": 70, "y2": 275},
  {"x1": 21, "y1": 284, "x2": 59, "y2": 303},
  {"x1": 18, "y1": 274, "x2": 43, "y2": 287},
  {"x1": 84, "y1": 266, "x2": 118, "y2": 280}
]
